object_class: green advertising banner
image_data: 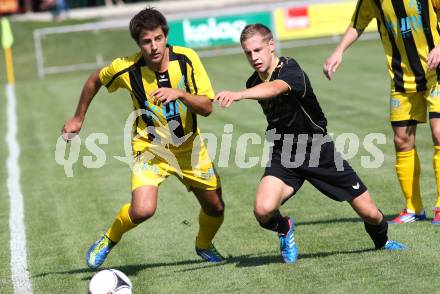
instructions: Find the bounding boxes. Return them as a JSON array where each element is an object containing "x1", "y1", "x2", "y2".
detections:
[{"x1": 168, "y1": 11, "x2": 272, "y2": 48}]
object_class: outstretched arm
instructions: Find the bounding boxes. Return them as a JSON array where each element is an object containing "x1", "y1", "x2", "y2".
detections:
[
  {"x1": 215, "y1": 80, "x2": 289, "y2": 108},
  {"x1": 61, "y1": 69, "x2": 102, "y2": 141},
  {"x1": 323, "y1": 26, "x2": 363, "y2": 80}
]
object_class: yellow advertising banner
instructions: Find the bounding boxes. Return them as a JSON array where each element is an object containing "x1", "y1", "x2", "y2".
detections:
[
  {"x1": 274, "y1": 1, "x2": 377, "y2": 40},
  {"x1": 0, "y1": 0, "x2": 19, "y2": 15}
]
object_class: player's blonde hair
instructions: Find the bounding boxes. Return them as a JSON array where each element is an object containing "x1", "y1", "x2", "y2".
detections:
[{"x1": 240, "y1": 24, "x2": 273, "y2": 43}]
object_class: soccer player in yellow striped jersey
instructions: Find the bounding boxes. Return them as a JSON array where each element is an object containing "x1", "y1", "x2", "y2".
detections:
[
  {"x1": 324, "y1": 0, "x2": 440, "y2": 224},
  {"x1": 99, "y1": 43, "x2": 213, "y2": 148},
  {"x1": 62, "y1": 7, "x2": 226, "y2": 268}
]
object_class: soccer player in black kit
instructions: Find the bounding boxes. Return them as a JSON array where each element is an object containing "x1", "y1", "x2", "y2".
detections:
[{"x1": 215, "y1": 24, "x2": 406, "y2": 263}]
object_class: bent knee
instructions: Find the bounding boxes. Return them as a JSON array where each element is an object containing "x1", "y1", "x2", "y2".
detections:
[
  {"x1": 254, "y1": 202, "x2": 277, "y2": 221},
  {"x1": 203, "y1": 201, "x2": 225, "y2": 217},
  {"x1": 130, "y1": 206, "x2": 156, "y2": 223},
  {"x1": 393, "y1": 134, "x2": 414, "y2": 151},
  {"x1": 361, "y1": 209, "x2": 382, "y2": 225}
]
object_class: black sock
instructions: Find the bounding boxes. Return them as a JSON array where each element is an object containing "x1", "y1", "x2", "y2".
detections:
[
  {"x1": 364, "y1": 219, "x2": 388, "y2": 249},
  {"x1": 257, "y1": 210, "x2": 290, "y2": 235}
]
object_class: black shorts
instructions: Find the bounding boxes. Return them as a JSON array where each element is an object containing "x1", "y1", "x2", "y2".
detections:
[{"x1": 263, "y1": 140, "x2": 367, "y2": 202}]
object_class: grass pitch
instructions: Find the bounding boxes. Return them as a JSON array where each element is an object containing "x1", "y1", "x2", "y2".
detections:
[{"x1": 0, "y1": 20, "x2": 439, "y2": 293}]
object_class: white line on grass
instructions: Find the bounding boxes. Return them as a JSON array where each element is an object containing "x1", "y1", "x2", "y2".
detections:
[{"x1": 6, "y1": 84, "x2": 33, "y2": 294}]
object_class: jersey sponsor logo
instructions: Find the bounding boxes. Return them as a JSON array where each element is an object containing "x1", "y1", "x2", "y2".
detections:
[
  {"x1": 390, "y1": 97, "x2": 401, "y2": 109},
  {"x1": 194, "y1": 167, "x2": 215, "y2": 180},
  {"x1": 133, "y1": 160, "x2": 160, "y2": 175},
  {"x1": 431, "y1": 86, "x2": 440, "y2": 98},
  {"x1": 144, "y1": 99, "x2": 187, "y2": 120},
  {"x1": 385, "y1": 15, "x2": 424, "y2": 38},
  {"x1": 384, "y1": 1, "x2": 425, "y2": 39},
  {"x1": 408, "y1": 0, "x2": 419, "y2": 11},
  {"x1": 143, "y1": 76, "x2": 187, "y2": 121},
  {"x1": 177, "y1": 76, "x2": 186, "y2": 91}
]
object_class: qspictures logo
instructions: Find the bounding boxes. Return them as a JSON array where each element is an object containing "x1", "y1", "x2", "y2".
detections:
[{"x1": 55, "y1": 111, "x2": 388, "y2": 178}]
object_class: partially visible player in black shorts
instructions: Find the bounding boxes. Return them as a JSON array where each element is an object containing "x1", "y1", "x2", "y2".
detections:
[{"x1": 215, "y1": 23, "x2": 406, "y2": 263}]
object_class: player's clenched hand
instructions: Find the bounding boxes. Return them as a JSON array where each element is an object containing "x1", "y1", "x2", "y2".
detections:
[
  {"x1": 428, "y1": 46, "x2": 440, "y2": 70},
  {"x1": 152, "y1": 88, "x2": 183, "y2": 105},
  {"x1": 61, "y1": 116, "x2": 83, "y2": 142},
  {"x1": 215, "y1": 91, "x2": 242, "y2": 108},
  {"x1": 323, "y1": 51, "x2": 343, "y2": 80}
]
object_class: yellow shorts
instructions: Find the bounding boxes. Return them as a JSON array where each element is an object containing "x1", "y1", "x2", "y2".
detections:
[
  {"x1": 390, "y1": 82, "x2": 440, "y2": 122},
  {"x1": 131, "y1": 135, "x2": 221, "y2": 192}
]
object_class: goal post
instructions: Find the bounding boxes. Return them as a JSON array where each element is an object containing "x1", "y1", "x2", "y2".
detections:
[
  {"x1": 33, "y1": 19, "x2": 130, "y2": 79},
  {"x1": 32, "y1": 7, "x2": 278, "y2": 79}
]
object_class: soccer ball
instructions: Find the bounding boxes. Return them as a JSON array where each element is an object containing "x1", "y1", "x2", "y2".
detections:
[{"x1": 88, "y1": 269, "x2": 132, "y2": 294}]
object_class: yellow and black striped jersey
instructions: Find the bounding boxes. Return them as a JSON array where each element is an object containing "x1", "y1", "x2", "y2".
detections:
[
  {"x1": 351, "y1": 0, "x2": 440, "y2": 93},
  {"x1": 99, "y1": 45, "x2": 214, "y2": 146}
]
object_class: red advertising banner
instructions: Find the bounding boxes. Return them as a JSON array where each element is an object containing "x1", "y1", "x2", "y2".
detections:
[
  {"x1": 285, "y1": 7, "x2": 309, "y2": 29},
  {"x1": 274, "y1": 1, "x2": 377, "y2": 41}
]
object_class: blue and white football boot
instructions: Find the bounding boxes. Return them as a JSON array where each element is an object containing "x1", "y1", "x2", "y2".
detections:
[
  {"x1": 195, "y1": 244, "x2": 225, "y2": 262},
  {"x1": 279, "y1": 216, "x2": 298, "y2": 263},
  {"x1": 86, "y1": 235, "x2": 116, "y2": 269},
  {"x1": 382, "y1": 240, "x2": 407, "y2": 250}
]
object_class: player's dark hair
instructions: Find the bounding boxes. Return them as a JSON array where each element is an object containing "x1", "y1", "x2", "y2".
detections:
[
  {"x1": 129, "y1": 7, "x2": 169, "y2": 43},
  {"x1": 240, "y1": 23, "x2": 273, "y2": 43}
]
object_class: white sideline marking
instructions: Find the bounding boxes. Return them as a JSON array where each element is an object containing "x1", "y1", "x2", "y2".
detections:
[{"x1": 6, "y1": 84, "x2": 33, "y2": 294}]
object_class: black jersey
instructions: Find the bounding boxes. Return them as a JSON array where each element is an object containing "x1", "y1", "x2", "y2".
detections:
[{"x1": 246, "y1": 57, "x2": 327, "y2": 144}]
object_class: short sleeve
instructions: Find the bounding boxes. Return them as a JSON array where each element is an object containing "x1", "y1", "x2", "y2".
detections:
[
  {"x1": 350, "y1": 0, "x2": 374, "y2": 30},
  {"x1": 99, "y1": 57, "x2": 130, "y2": 93},
  {"x1": 184, "y1": 48, "x2": 215, "y2": 100},
  {"x1": 275, "y1": 58, "x2": 306, "y2": 98},
  {"x1": 246, "y1": 72, "x2": 260, "y2": 89}
]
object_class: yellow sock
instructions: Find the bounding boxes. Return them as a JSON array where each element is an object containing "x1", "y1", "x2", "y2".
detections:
[
  {"x1": 433, "y1": 146, "x2": 440, "y2": 208},
  {"x1": 105, "y1": 203, "x2": 137, "y2": 243},
  {"x1": 195, "y1": 209, "x2": 224, "y2": 249},
  {"x1": 395, "y1": 149, "x2": 423, "y2": 213}
]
